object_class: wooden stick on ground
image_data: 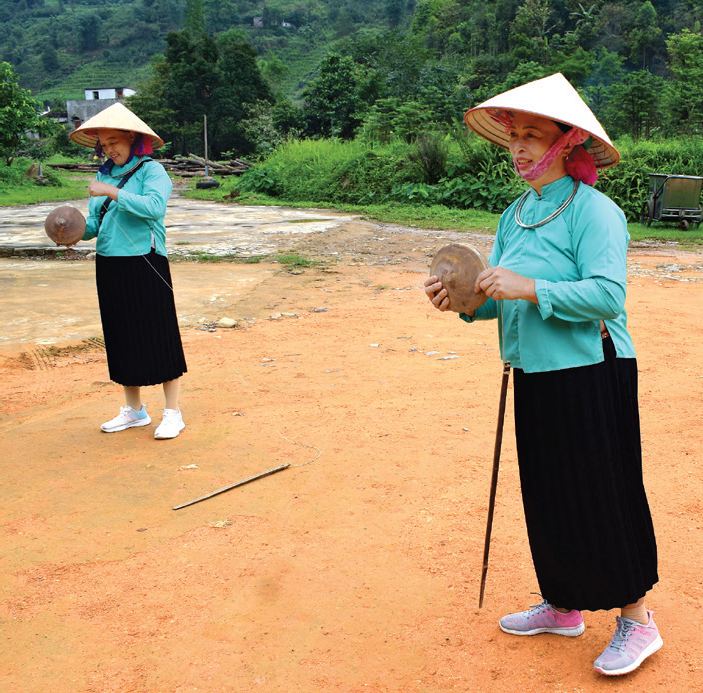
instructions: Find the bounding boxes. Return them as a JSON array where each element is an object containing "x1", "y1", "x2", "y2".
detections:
[{"x1": 173, "y1": 463, "x2": 291, "y2": 510}]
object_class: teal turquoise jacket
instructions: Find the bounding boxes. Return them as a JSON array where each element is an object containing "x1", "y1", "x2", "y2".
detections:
[
  {"x1": 82, "y1": 156, "x2": 172, "y2": 257},
  {"x1": 461, "y1": 175, "x2": 635, "y2": 373}
]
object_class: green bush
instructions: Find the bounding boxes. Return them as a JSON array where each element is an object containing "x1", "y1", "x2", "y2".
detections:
[
  {"x1": 0, "y1": 157, "x2": 60, "y2": 187},
  {"x1": 596, "y1": 136, "x2": 703, "y2": 221},
  {"x1": 236, "y1": 138, "x2": 417, "y2": 203},
  {"x1": 0, "y1": 159, "x2": 31, "y2": 186},
  {"x1": 231, "y1": 133, "x2": 703, "y2": 222}
]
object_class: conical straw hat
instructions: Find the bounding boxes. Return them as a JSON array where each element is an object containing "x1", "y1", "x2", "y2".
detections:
[
  {"x1": 70, "y1": 102, "x2": 164, "y2": 150},
  {"x1": 464, "y1": 73, "x2": 619, "y2": 169}
]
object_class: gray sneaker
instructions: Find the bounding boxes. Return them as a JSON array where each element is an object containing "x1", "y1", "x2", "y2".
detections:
[
  {"x1": 594, "y1": 611, "x2": 663, "y2": 676},
  {"x1": 499, "y1": 599, "x2": 585, "y2": 636}
]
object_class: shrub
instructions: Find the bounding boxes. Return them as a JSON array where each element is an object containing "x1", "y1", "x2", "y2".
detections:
[
  {"x1": 237, "y1": 138, "x2": 417, "y2": 203},
  {"x1": 405, "y1": 133, "x2": 450, "y2": 184},
  {"x1": 231, "y1": 133, "x2": 703, "y2": 221},
  {"x1": 596, "y1": 136, "x2": 703, "y2": 220}
]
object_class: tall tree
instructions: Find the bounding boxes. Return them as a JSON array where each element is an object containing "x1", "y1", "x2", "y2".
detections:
[
  {"x1": 663, "y1": 28, "x2": 703, "y2": 135},
  {"x1": 605, "y1": 70, "x2": 663, "y2": 138},
  {"x1": 509, "y1": 0, "x2": 557, "y2": 64},
  {"x1": 302, "y1": 53, "x2": 365, "y2": 138},
  {"x1": 210, "y1": 30, "x2": 273, "y2": 154},
  {"x1": 129, "y1": 30, "x2": 271, "y2": 156},
  {"x1": 184, "y1": 0, "x2": 206, "y2": 36},
  {"x1": 629, "y1": 1, "x2": 661, "y2": 69},
  {"x1": 0, "y1": 62, "x2": 57, "y2": 165}
]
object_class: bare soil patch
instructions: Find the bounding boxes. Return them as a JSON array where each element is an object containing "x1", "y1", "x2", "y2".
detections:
[{"x1": 1, "y1": 218, "x2": 702, "y2": 692}]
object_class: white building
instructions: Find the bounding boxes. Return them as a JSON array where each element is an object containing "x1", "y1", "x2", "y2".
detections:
[
  {"x1": 67, "y1": 87, "x2": 137, "y2": 128},
  {"x1": 83, "y1": 87, "x2": 136, "y2": 101}
]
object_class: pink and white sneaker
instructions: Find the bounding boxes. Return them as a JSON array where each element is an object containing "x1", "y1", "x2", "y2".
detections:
[
  {"x1": 499, "y1": 599, "x2": 585, "y2": 637},
  {"x1": 594, "y1": 611, "x2": 663, "y2": 676}
]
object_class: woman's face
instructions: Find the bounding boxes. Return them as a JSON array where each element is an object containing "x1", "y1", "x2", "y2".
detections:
[
  {"x1": 98, "y1": 129, "x2": 134, "y2": 166},
  {"x1": 508, "y1": 113, "x2": 566, "y2": 179}
]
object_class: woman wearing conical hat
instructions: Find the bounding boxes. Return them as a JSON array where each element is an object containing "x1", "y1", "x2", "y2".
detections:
[
  {"x1": 425, "y1": 74, "x2": 660, "y2": 676},
  {"x1": 70, "y1": 103, "x2": 187, "y2": 439}
]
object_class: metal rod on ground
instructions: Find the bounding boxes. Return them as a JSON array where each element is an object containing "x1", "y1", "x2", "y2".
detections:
[
  {"x1": 478, "y1": 360, "x2": 511, "y2": 608},
  {"x1": 172, "y1": 463, "x2": 290, "y2": 510}
]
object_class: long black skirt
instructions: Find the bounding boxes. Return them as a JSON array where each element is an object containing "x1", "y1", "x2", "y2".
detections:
[
  {"x1": 513, "y1": 336, "x2": 658, "y2": 612},
  {"x1": 96, "y1": 251, "x2": 187, "y2": 387}
]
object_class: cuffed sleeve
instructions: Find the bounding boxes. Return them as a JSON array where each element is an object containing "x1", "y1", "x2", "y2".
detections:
[
  {"x1": 535, "y1": 275, "x2": 625, "y2": 321},
  {"x1": 83, "y1": 213, "x2": 99, "y2": 240},
  {"x1": 461, "y1": 298, "x2": 499, "y2": 323},
  {"x1": 534, "y1": 195, "x2": 628, "y2": 322}
]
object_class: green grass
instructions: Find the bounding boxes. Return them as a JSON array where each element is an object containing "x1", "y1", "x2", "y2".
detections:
[
  {"x1": 7, "y1": 157, "x2": 702, "y2": 248},
  {"x1": 0, "y1": 172, "x2": 88, "y2": 206},
  {"x1": 277, "y1": 253, "x2": 319, "y2": 267},
  {"x1": 627, "y1": 222, "x2": 703, "y2": 247}
]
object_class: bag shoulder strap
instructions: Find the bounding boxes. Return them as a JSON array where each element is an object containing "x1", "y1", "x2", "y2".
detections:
[{"x1": 98, "y1": 158, "x2": 152, "y2": 228}]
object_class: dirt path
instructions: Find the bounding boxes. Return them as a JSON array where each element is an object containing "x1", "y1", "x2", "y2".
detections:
[{"x1": 1, "y1": 214, "x2": 702, "y2": 692}]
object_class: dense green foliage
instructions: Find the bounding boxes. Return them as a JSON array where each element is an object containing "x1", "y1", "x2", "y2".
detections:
[
  {"x1": 227, "y1": 133, "x2": 703, "y2": 223},
  {"x1": 0, "y1": 62, "x2": 58, "y2": 164},
  {"x1": 2, "y1": 0, "x2": 703, "y2": 116},
  {"x1": 128, "y1": 27, "x2": 273, "y2": 156},
  {"x1": 7, "y1": 0, "x2": 703, "y2": 233}
]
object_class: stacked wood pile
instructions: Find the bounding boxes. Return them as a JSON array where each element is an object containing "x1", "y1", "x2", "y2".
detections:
[
  {"x1": 46, "y1": 162, "x2": 100, "y2": 172},
  {"x1": 159, "y1": 154, "x2": 252, "y2": 177},
  {"x1": 47, "y1": 155, "x2": 252, "y2": 177}
]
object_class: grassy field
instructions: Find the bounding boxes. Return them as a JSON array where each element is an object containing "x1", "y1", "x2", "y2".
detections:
[{"x1": 0, "y1": 179, "x2": 88, "y2": 206}]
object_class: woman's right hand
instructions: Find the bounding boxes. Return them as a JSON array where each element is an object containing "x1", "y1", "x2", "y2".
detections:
[{"x1": 424, "y1": 275, "x2": 451, "y2": 311}]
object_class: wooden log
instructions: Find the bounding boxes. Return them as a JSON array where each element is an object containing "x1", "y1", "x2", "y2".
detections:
[{"x1": 187, "y1": 153, "x2": 221, "y2": 167}]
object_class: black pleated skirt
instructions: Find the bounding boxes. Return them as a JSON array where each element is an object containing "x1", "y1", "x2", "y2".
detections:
[
  {"x1": 513, "y1": 336, "x2": 658, "y2": 612},
  {"x1": 96, "y1": 251, "x2": 187, "y2": 387}
]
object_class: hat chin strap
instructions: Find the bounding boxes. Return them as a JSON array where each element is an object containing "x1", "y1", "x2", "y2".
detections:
[{"x1": 516, "y1": 127, "x2": 595, "y2": 184}]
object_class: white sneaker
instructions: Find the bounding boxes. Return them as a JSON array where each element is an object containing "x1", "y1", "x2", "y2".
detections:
[
  {"x1": 101, "y1": 405, "x2": 151, "y2": 432},
  {"x1": 154, "y1": 408, "x2": 185, "y2": 439}
]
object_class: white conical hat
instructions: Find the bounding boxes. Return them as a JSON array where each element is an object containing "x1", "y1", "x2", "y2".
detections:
[
  {"x1": 464, "y1": 73, "x2": 619, "y2": 169},
  {"x1": 70, "y1": 102, "x2": 164, "y2": 150}
]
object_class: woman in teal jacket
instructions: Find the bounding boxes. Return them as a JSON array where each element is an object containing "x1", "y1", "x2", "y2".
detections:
[
  {"x1": 70, "y1": 103, "x2": 187, "y2": 439},
  {"x1": 424, "y1": 75, "x2": 660, "y2": 677}
]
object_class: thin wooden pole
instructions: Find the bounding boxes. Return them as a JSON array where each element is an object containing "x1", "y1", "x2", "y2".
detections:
[
  {"x1": 203, "y1": 114, "x2": 209, "y2": 177},
  {"x1": 173, "y1": 463, "x2": 290, "y2": 510},
  {"x1": 478, "y1": 360, "x2": 511, "y2": 608}
]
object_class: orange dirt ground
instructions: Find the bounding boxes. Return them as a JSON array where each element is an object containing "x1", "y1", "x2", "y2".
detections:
[{"x1": 1, "y1": 227, "x2": 702, "y2": 692}]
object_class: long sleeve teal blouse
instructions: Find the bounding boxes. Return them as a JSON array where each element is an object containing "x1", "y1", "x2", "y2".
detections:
[
  {"x1": 82, "y1": 156, "x2": 173, "y2": 257},
  {"x1": 461, "y1": 175, "x2": 635, "y2": 373}
]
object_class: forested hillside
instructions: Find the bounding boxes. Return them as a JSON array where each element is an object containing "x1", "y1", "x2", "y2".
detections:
[
  {"x1": 1, "y1": 0, "x2": 414, "y2": 102},
  {"x1": 2, "y1": 0, "x2": 702, "y2": 105},
  {"x1": 5, "y1": 1, "x2": 703, "y2": 163}
]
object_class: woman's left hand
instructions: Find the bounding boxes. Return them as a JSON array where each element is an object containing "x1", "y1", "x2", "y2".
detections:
[
  {"x1": 88, "y1": 181, "x2": 119, "y2": 200},
  {"x1": 475, "y1": 267, "x2": 538, "y2": 303}
]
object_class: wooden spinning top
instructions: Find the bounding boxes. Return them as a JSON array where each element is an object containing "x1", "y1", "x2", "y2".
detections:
[
  {"x1": 44, "y1": 206, "x2": 86, "y2": 246},
  {"x1": 430, "y1": 243, "x2": 489, "y2": 313}
]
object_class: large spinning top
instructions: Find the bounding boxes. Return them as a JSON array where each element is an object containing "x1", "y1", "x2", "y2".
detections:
[
  {"x1": 44, "y1": 206, "x2": 86, "y2": 246},
  {"x1": 430, "y1": 243, "x2": 489, "y2": 313}
]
